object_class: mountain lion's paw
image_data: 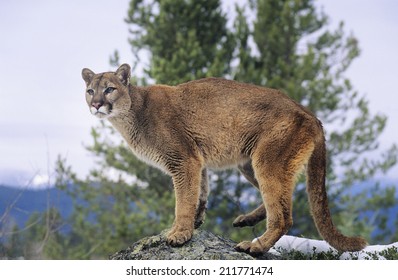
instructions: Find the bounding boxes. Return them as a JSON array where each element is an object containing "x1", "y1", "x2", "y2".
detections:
[
  {"x1": 232, "y1": 214, "x2": 251, "y2": 227},
  {"x1": 234, "y1": 240, "x2": 251, "y2": 253},
  {"x1": 167, "y1": 229, "x2": 193, "y2": 246},
  {"x1": 235, "y1": 239, "x2": 265, "y2": 256}
]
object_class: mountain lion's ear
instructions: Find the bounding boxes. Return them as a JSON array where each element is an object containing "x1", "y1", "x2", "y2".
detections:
[
  {"x1": 82, "y1": 68, "x2": 95, "y2": 86},
  {"x1": 115, "y1": 64, "x2": 131, "y2": 86}
]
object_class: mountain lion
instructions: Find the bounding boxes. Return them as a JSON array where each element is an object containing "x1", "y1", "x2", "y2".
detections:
[{"x1": 81, "y1": 63, "x2": 367, "y2": 255}]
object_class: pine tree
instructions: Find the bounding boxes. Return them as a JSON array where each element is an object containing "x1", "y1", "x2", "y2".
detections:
[{"x1": 126, "y1": 0, "x2": 234, "y2": 84}]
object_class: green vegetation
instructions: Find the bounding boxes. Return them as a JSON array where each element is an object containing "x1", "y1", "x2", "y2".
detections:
[{"x1": 276, "y1": 246, "x2": 398, "y2": 260}]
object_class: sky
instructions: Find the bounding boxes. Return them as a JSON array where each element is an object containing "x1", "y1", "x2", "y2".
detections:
[{"x1": 0, "y1": 0, "x2": 397, "y2": 188}]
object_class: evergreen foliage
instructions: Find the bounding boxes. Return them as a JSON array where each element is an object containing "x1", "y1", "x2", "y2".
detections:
[{"x1": 126, "y1": 0, "x2": 234, "y2": 84}]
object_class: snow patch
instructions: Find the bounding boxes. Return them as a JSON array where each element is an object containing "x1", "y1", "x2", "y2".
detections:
[
  {"x1": 272, "y1": 235, "x2": 334, "y2": 254},
  {"x1": 29, "y1": 173, "x2": 53, "y2": 190},
  {"x1": 341, "y1": 243, "x2": 398, "y2": 260},
  {"x1": 270, "y1": 235, "x2": 398, "y2": 260},
  {"x1": 32, "y1": 174, "x2": 50, "y2": 186}
]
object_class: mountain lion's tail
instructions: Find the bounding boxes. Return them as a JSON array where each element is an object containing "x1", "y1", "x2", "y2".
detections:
[{"x1": 306, "y1": 133, "x2": 367, "y2": 252}]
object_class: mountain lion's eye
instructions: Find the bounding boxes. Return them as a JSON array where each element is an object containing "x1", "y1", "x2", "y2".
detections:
[
  {"x1": 87, "y1": 89, "x2": 94, "y2": 95},
  {"x1": 104, "y1": 87, "x2": 115, "y2": 94}
]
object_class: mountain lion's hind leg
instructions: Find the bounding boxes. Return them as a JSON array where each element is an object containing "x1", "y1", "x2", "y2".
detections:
[
  {"x1": 235, "y1": 163, "x2": 295, "y2": 255},
  {"x1": 194, "y1": 169, "x2": 209, "y2": 229},
  {"x1": 233, "y1": 162, "x2": 267, "y2": 227},
  {"x1": 167, "y1": 158, "x2": 202, "y2": 246},
  {"x1": 235, "y1": 135, "x2": 315, "y2": 255}
]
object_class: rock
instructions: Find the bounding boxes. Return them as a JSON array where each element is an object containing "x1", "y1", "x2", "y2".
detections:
[{"x1": 109, "y1": 229, "x2": 280, "y2": 260}]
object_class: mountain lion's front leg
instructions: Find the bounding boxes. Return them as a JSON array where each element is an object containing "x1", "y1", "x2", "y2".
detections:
[
  {"x1": 167, "y1": 159, "x2": 202, "y2": 246},
  {"x1": 194, "y1": 169, "x2": 209, "y2": 229},
  {"x1": 233, "y1": 204, "x2": 266, "y2": 227}
]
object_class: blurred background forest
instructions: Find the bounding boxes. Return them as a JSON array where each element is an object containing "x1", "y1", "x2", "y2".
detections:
[{"x1": 1, "y1": 0, "x2": 398, "y2": 259}]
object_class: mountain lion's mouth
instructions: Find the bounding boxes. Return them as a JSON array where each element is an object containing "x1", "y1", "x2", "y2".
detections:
[
  {"x1": 90, "y1": 106, "x2": 110, "y2": 118},
  {"x1": 94, "y1": 111, "x2": 107, "y2": 116}
]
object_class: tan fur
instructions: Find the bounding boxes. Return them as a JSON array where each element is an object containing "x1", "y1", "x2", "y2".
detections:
[{"x1": 82, "y1": 64, "x2": 367, "y2": 255}]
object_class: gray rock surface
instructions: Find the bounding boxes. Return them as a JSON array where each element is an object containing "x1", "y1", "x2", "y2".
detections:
[{"x1": 110, "y1": 229, "x2": 279, "y2": 260}]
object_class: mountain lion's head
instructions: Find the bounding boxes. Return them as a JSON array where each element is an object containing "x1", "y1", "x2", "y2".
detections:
[{"x1": 81, "y1": 64, "x2": 131, "y2": 119}]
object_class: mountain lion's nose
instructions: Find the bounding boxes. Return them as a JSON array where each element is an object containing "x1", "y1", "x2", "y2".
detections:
[{"x1": 92, "y1": 102, "x2": 103, "y2": 110}]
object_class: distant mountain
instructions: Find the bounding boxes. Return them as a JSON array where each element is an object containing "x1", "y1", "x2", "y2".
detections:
[
  {"x1": 0, "y1": 169, "x2": 32, "y2": 187},
  {"x1": 0, "y1": 185, "x2": 73, "y2": 229}
]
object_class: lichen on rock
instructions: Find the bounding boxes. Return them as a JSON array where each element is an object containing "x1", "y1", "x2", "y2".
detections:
[{"x1": 109, "y1": 229, "x2": 278, "y2": 260}]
